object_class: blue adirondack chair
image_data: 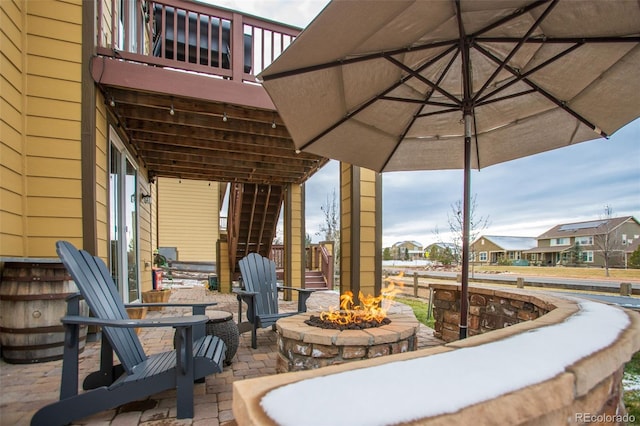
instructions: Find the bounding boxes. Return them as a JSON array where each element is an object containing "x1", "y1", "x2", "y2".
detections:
[
  {"x1": 31, "y1": 241, "x2": 226, "y2": 425},
  {"x1": 235, "y1": 252, "x2": 316, "y2": 348}
]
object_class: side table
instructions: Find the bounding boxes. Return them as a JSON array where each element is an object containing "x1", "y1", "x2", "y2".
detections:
[{"x1": 206, "y1": 310, "x2": 239, "y2": 365}]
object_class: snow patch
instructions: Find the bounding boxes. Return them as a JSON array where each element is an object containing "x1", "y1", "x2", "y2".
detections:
[{"x1": 261, "y1": 301, "x2": 629, "y2": 426}]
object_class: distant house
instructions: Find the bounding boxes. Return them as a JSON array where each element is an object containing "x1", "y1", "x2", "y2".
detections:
[
  {"x1": 471, "y1": 236, "x2": 537, "y2": 265},
  {"x1": 525, "y1": 216, "x2": 640, "y2": 267},
  {"x1": 390, "y1": 241, "x2": 424, "y2": 260},
  {"x1": 424, "y1": 242, "x2": 459, "y2": 264}
]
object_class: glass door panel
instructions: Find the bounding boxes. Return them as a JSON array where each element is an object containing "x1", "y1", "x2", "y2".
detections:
[
  {"x1": 109, "y1": 132, "x2": 141, "y2": 303},
  {"x1": 109, "y1": 144, "x2": 123, "y2": 294},
  {"x1": 125, "y1": 159, "x2": 139, "y2": 302}
]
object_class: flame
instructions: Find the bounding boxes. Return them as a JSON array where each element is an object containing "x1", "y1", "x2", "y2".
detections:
[{"x1": 319, "y1": 276, "x2": 403, "y2": 326}]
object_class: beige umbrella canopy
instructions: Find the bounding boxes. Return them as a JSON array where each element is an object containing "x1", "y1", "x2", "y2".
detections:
[{"x1": 259, "y1": 0, "x2": 640, "y2": 338}]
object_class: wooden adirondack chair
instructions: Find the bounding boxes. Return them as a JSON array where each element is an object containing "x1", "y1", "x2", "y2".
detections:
[
  {"x1": 31, "y1": 241, "x2": 226, "y2": 425},
  {"x1": 235, "y1": 252, "x2": 316, "y2": 348}
]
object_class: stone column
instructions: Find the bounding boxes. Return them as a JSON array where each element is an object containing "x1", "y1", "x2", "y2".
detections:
[{"x1": 340, "y1": 164, "x2": 382, "y2": 298}]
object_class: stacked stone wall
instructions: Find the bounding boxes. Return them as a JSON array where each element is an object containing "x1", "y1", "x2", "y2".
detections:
[{"x1": 432, "y1": 284, "x2": 554, "y2": 342}]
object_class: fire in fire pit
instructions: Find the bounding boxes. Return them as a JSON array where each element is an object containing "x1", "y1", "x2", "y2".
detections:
[{"x1": 305, "y1": 283, "x2": 400, "y2": 330}]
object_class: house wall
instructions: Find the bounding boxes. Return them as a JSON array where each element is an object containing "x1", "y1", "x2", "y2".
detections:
[
  {"x1": 157, "y1": 177, "x2": 219, "y2": 262},
  {"x1": 471, "y1": 238, "x2": 502, "y2": 265},
  {"x1": 1, "y1": 0, "x2": 84, "y2": 258}
]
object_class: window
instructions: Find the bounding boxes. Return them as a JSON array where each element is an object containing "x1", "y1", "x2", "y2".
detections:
[
  {"x1": 550, "y1": 238, "x2": 570, "y2": 246},
  {"x1": 581, "y1": 251, "x2": 594, "y2": 263},
  {"x1": 575, "y1": 236, "x2": 593, "y2": 245},
  {"x1": 479, "y1": 252, "x2": 488, "y2": 261}
]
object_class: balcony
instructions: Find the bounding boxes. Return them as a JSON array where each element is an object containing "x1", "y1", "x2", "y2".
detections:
[{"x1": 93, "y1": 0, "x2": 327, "y2": 184}]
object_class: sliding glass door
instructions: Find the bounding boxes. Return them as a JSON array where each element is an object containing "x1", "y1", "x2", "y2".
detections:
[{"x1": 109, "y1": 130, "x2": 140, "y2": 302}]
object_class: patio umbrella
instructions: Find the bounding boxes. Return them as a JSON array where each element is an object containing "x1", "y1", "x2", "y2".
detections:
[{"x1": 258, "y1": 0, "x2": 640, "y2": 339}]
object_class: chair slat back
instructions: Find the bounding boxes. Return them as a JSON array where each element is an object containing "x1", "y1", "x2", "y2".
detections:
[
  {"x1": 239, "y1": 253, "x2": 279, "y2": 315},
  {"x1": 56, "y1": 241, "x2": 146, "y2": 373}
]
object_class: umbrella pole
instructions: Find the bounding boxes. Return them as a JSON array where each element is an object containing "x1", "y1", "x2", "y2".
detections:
[{"x1": 459, "y1": 113, "x2": 472, "y2": 340}]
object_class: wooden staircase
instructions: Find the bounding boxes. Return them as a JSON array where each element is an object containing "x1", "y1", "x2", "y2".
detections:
[
  {"x1": 228, "y1": 183, "x2": 283, "y2": 274},
  {"x1": 304, "y1": 270, "x2": 329, "y2": 290}
]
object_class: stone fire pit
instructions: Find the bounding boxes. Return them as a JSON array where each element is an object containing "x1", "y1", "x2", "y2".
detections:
[{"x1": 275, "y1": 292, "x2": 420, "y2": 373}]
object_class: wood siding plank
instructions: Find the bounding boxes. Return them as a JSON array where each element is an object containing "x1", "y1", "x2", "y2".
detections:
[{"x1": 158, "y1": 177, "x2": 219, "y2": 261}]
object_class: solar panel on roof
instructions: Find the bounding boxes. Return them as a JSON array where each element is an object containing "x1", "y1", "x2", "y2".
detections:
[{"x1": 559, "y1": 220, "x2": 608, "y2": 231}]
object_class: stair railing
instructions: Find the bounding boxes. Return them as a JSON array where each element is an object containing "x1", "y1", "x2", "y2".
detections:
[{"x1": 318, "y1": 243, "x2": 334, "y2": 289}]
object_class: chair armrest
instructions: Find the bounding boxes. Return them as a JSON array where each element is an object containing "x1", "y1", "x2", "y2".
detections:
[
  {"x1": 276, "y1": 286, "x2": 317, "y2": 312},
  {"x1": 125, "y1": 302, "x2": 217, "y2": 308},
  {"x1": 233, "y1": 289, "x2": 258, "y2": 297},
  {"x1": 278, "y1": 286, "x2": 318, "y2": 294},
  {"x1": 61, "y1": 314, "x2": 209, "y2": 328},
  {"x1": 126, "y1": 301, "x2": 216, "y2": 316}
]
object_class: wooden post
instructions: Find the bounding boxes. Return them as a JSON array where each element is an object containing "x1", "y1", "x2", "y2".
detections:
[
  {"x1": 413, "y1": 273, "x2": 418, "y2": 297},
  {"x1": 620, "y1": 282, "x2": 632, "y2": 296},
  {"x1": 516, "y1": 277, "x2": 525, "y2": 289}
]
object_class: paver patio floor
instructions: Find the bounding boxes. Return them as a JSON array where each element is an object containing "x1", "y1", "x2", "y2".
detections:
[{"x1": 0, "y1": 286, "x2": 443, "y2": 426}]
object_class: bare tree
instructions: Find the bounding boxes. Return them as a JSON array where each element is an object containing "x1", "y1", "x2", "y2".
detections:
[
  {"x1": 317, "y1": 188, "x2": 340, "y2": 280},
  {"x1": 595, "y1": 205, "x2": 625, "y2": 277},
  {"x1": 447, "y1": 194, "x2": 490, "y2": 273},
  {"x1": 317, "y1": 188, "x2": 340, "y2": 242}
]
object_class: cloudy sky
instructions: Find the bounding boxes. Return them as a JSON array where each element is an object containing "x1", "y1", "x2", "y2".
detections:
[{"x1": 209, "y1": 0, "x2": 640, "y2": 248}]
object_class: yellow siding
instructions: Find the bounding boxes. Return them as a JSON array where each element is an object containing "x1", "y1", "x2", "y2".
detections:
[
  {"x1": 1, "y1": 0, "x2": 25, "y2": 256},
  {"x1": 138, "y1": 178, "x2": 153, "y2": 292},
  {"x1": 284, "y1": 183, "x2": 304, "y2": 294},
  {"x1": 0, "y1": 0, "x2": 83, "y2": 258},
  {"x1": 157, "y1": 178, "x2": 219, "y2": 261},
  {"x1": 99, "y1": 0, "x2": 115, "y2": 48},
  {"x1": 339, "y1": 164, "x2": 379, "y2": 297},
  {"x1": 25, "y1": 136, "x2": 80, "y2": 158},
  {"x1": 340, "y1": 163, "x2": 352, "y2": 295},
  {"x1": 95, "y1": 93, "x2": 108, "y2": 259},
  {"x1": 359, "y1": 168, "x2": 378, "y2": 297}
]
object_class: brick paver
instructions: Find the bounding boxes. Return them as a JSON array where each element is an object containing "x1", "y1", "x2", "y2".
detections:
[{"x1": 0, "y1": 286, "x2": 442, "y2": 425}]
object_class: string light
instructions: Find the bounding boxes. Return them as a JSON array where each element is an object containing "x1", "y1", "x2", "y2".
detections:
[
  {"x1": 169, "y1": 104, "x2": 175, "y2": 116},
  {"x1": 222, "y1": 112, "x2": 228, "y2": 122}
]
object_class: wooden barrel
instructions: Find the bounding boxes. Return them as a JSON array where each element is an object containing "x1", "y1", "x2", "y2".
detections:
[{"x1": 0, "y1": 260, "x2": 88, "y2": 364}]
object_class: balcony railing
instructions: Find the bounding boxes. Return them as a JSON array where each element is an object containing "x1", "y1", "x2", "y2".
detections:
[{"x1": 97, "y1": 0, "x2": 300, "y2": 82}]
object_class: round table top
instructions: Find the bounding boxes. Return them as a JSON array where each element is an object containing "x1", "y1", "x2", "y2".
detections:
[{"x1": 207, "y1": 310, "x2": 233, "y2": 323}]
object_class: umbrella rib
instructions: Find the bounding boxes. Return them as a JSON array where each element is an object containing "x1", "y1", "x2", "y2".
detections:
[
  {"x1": 471, "y1": 0, "x2": 552, "y2": 38},
  {"x1": 379, "y1": 97, "x2": 458, "y2": 109},
  {"x1": 259, "y1": 39, "x2": 458, "y2": 82},
  {"x1": 415, "y1": 107, "x2": 462, "y2": 118},
  {"x1": 474, "y1": 43, "x2": 609, "y2": 138},
  {"x1": 471, "y1": 0, "x2": 559, "y2": 104},
  {"x1": 476, "y1": 43, "x2": 583, "y2": 105},
  {"x1": 476, "y1": 89, "x2": 537, "y2": 107},
  {"x1": 384, "y1": 55, "x2": 461, "y2": 106},
  {"x1": 476, "y1": 36, "x2": 640, "y2": 44}
]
